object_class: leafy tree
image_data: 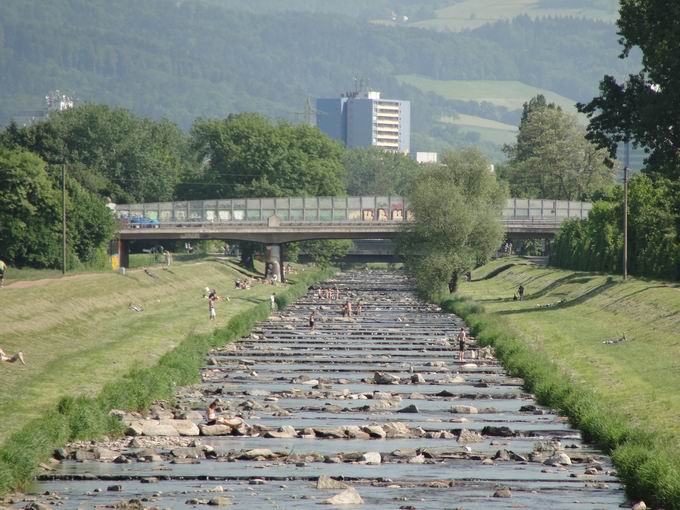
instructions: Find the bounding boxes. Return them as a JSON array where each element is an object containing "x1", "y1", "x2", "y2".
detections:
[
  {"x1": 1, "y1": 105, "x2": 189, "y2": 202},
  {"x1": 399, "y1": 148, "x2": 507, "y2": 299},
  {"x1": 0, "y1": 146, "x2": 62, "y2": 267},
  {"x1": 502, "y1": 97, "x2": 615, "y2": 199},
  {"x1": 343, "y1": 147, "x2": 423, "y2": 196}
]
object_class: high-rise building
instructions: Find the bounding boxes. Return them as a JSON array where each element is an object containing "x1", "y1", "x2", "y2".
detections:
[{"x1": 316, "y1": 90, "x2": 410, "y2": 154}]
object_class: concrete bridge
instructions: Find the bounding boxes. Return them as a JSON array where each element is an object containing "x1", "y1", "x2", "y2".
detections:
[{"x1": 113, "y1": 196, "x2": 591, "y2": 277}]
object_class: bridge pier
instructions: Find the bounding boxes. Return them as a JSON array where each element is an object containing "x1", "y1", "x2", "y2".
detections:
[{"x1": 264, "y1": 244, "x2": 282, "y2": 284}]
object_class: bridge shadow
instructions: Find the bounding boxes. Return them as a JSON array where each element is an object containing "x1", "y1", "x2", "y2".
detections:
[{"x1": 497, "y1": 277, "x2": 617, "y2": 316}]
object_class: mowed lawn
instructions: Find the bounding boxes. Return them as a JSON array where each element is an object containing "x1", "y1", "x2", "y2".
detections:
[
  {"x1": 460, "y1": 258, "x2": 680, "y2": 441},
  {"x1": 0, "y1": 257, "x2": 284, "y2": 442}
]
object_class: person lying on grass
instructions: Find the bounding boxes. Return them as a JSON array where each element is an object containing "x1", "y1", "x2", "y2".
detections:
[{"x1": 0, "y1": 346, "x2": 25, "y2": 365}]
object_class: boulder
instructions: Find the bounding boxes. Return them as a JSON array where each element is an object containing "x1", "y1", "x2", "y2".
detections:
[
  {"x1": 207, "y1": 496, "x2": 233, "y2": 506},
  {"x1": 632, "y1": 502, "x2": 647, "y2": 510},
  {"x1": 481, "y1": 426, "x2": 515, "y2": 437},
  {"x1": 141, "y1": 422, "x2": 179, "y2": 437},
  {"x1": 544, "y1": 452, "x2": 572, "y2": 466},
  {"x1": 361, "y1": 452, "x2": 382, "y2": 465},
  {"x1": 199, "y1": 424, "x2": 233, "y2": 436},
  {"x1": 408, "y1": 454, "x2": 426, "y2": 464},
  {"x1": 316, "y1": 475, "x2": 349, "y2": 490},
  {"x1": 94, "y1": 447, "x2": 120, "y2": 461},
  {"x1": 383, "y1": 422, "x2": 411, "y2": 438},
  {"x1": 493, "y1": 487, "x2": 512, "y2": 498},
  {"x1": 124, "y1": 421, "x2": 145, "y2": 437},
  {"x1": 238, "y1": 449, "x2": 276, "y2": 460},
  {"x1": 451, "y1": 405, "x2": 478, "y2": 414},
  {"x1": 314, "y1": 428, "x2": 346, "y2": 439},
  {"x1": 322, "y1": 487, "x2": 364, "y2": 505},
  {"x1": 163, "y1": 419, "x2": 200, "y2": 436},
  {"x1": 361, "y1": 425, "x2": 386, "y2": 439},
  {"x1": 397, "y1": 404, "x2": 419, "y2": 414},
  {"x1": 264, "y1": 426, "x2": 297, "y2": 439},
  {"x1": 457, "y1": 429, "x2": 485, "y2": 444},
  {"x1": 373, "y1": 372, "x2": 400, "y2": 385},
  {"x1": 411, "y1": 373, "x2": 426, "y2": 384}
]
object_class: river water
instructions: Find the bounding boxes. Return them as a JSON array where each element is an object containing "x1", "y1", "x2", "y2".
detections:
[{"x1": 21, "y1": 270, "x2": 624, "y2": 509}]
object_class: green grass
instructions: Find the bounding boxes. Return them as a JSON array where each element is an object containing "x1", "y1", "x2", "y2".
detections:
[
  {"x1": 0, "y1": 259, "x2": 333, "y2": 494},
  {"x1": 440, "y1": 114, "x2": 518, "y2": 145},
  {"x1": 411, "y1": 0, "x2": 617, "y2": 32},
  {"x1": 398, "y1": 75, "x2": 578, "y2": 112},
  {"x1": 0, "y1": 256, "x2": 300, "y2": 443},
  {"x1": 449, "y1": 257, "x2": 680, "y2": 507}
]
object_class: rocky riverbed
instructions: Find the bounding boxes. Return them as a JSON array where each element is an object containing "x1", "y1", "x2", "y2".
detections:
[{"x1": 2, "y1": 270, "x2": 625, "y2": 509}]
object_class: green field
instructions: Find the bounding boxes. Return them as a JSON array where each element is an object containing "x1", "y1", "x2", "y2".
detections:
[
  {"x1": 460, "y1": 258, "x2": 680, "y2": 441},
  {"x1": 440, "y1": 113, "x2": 518, "y2": 145},
  {"x1": 398, "y1": 75, "x2": 578, "y2": 112},
  {"x1": 412, "y1": 0, "x2": 618, "y2": 32},
  {"x1": 0, "y1": 257, "x2": 293, "y2": 443}
]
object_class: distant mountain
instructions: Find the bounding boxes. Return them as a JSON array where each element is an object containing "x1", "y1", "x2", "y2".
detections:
[{"x1": 0, "y1": 0, "x2": 635, "y2": 160}]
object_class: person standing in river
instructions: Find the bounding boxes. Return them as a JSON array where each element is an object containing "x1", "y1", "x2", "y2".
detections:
[
  {"x1": 456, "y1": 328, "x2": 468, "y2": 361},
  {"x1": 309, "y1": 310, "x2": 316, "y2": 330}
]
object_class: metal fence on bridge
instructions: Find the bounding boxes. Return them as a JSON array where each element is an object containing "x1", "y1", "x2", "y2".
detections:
[{"x1": 114, "y1": 196, "x2": 592, "y2": 224}]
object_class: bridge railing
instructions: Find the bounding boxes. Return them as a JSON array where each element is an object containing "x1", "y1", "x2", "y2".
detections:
[{"x1": 115, "y1": 196, "x2": 592, "y2": 225}]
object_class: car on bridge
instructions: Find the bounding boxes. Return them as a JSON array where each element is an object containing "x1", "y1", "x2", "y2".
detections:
[{"x1": 127, "y1": 215, "x2": 159, "y2": 229}]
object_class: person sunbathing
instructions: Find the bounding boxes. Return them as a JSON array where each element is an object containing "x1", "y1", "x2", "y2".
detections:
[{"x1": 0, "y1": 346, "x2": 25, "y2": 365}]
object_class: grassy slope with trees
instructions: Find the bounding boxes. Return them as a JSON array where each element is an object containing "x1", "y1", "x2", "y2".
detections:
[{"x1": 0, "y1": 0, "x2": 636, "y2": 157}]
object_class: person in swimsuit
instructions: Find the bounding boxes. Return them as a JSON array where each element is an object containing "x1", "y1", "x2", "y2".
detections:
[
  {"x1": 309, "y1": 310, "x2": 316, "y2": 330},
  {"x1": 456, "y1": 329, "x2": 468, "y2": 361},
  {"x1": 0, "y1": 346, "x2": 25, "y2": 365},
  {"x1": 206, "y1": 400, "x2": 230, "y2": 425},
  {"x1": 208, "y1": 290, "x2": 220, "y2": 320}
]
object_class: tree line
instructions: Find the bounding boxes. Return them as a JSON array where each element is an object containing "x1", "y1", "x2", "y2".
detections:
[{"x1": 0, "y1": 104, "x2": 419, "y2": 270}]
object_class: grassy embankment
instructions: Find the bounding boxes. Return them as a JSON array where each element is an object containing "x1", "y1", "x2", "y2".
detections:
[
  {"x1": 0, "y1": 256, "x2": 332, "y2": 494},
  {"x1": 447, "y1": 257, "x2": 680, "y2": 507}
]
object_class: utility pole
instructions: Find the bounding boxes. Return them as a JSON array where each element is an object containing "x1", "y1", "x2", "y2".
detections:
[
  {"x1": 62, "y1": 164, "x2": 67, "y2": 275},
  {"x1": 623, "y1": 142, "x2": 629, "y2": 281}
]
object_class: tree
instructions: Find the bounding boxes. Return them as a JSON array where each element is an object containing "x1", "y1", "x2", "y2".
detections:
[
  {"x1": 578, "y1": 0, "x2": 680, "y2": 179},
  {"x1": 1, "y1": 105, "x2": 189, "y2": 203},
  {"x1": 0, "y1": 146, "x2": 62, "y2": 267},
  {"x1": 399, "y1": 148, "x2": 507, "y2": 299},
  {"x1": 186, "y1": 113, "x2": 348, "y2": 268},
  {"x1": 502, "y1": 98, "x2": 615, "y2": 200},
  {"x1": 343, "y1": 147, "x2": 422, "y2": 196}
]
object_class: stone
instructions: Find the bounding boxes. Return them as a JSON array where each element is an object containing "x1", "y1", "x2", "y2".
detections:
[
  {"x1": 141, "y1": 422, "x2": 179, "y2": 437},
  {"x1": 23, "y1": 503, "x2": 53, "y2": 510},
  {"x1": 361, "y1": 425, "x2": 386, "y2": 439},
  {"x1": 170, "y1": 447, "x2": 202, "y2": 459},
  {"x1": 544, "y1": 452, "x2": 572, "y2": 466},
  {"x1": 373, "y1": 372, "x2": 400, "y2": 385},
  {"x1": 264, "y1": 426, "x2": 297, "y2": 439},
  {"x1": 238, "y1": 449, "x2": 276, "y2": 460},
  {"x1": 408, "y1": 454, "x2": 426, "y2": 464},
  {"x1": 207, "y1": 496, "x2": 233, "y2": 506},
  {"x1": 162, "y1": 419, "x2": 200, "y2": 436},
  {"x1": 482, "y1": 458, "x2": 494, "y2": 465},
  {"x1": 107, "y1": 485, "x2": 123, "y2": 492},
  {"x1": 411, "y1": 373, "x2": 426, "y2": 384},
  {"x1": 481, "y1": 426, "x2": 515, "y2": 437},
  {"x1": 74, "y1": 449, "x2": 96, "y2": 462},
  {"x1": 199, "y1": 424, "x2": 233, "y2": 436},
  {"x1": 451, "y1": 405, "x2": 478, "y2": 414},
  {"x1": 322, "y1": 487, "x2": 364, "y2": 505},
  {"x1": 397, "y1": 404, "x2": 419, "y2": 414},
  {"x1": 632, "y1": 502, "x2": 647, "y2": 510},
  {"x1": 94, "y1": 447, "x2": 119, "y2": 461},
  {"x1": 316, "y1": 475, "x2": 349, "y2": 490},
  {"x1": 383, "y1": 422, "x2": 411, "y2": 438},
  {"x1": 361, "y1": 452, "x2": 381, "y2": 465},
  {"x1": 124, "y1": 422, "x2": 145, "y2": 437},
  {"x1": 457, "y1": 429, "x2": 485, "y2": 444},
  {"x1": 493, "y1": 487, "x2": 512, "y2": 498},
  {"x1": 314, "y1": 428, "x2": 346, "y2": 439}
]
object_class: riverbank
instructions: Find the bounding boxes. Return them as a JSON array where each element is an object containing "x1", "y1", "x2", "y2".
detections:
[
  {"x1": 450, "y1": 257, "x2": 680, "y2": 507},
  {"x1": 0, "y1": 257, "x2": 302, "y2": 442},
  {"x1": 0, "y1": 258, "x2": 333, "y2": 494}
]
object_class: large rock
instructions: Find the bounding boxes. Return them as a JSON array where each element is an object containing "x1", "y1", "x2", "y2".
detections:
[
  {"x1": 373, "y1": 372, "x2": 400, "y2": 385},
  {"x1": 314, "y1": 428, "x2": 346, "y2": 439},
  {"x1": 141, "y1": 421, "x2": 179, "y2": 437},
  {"x1": 493, "y1": 487, "x2": 512, "y2": 498},
  {"x1": 544, "y1": 452, "x2": 572, "y2": 466},
  {"x1": 457, "y1": 429, "x2": 485, "y2": 444},
  {"x1": 199, "y1": 424, "x2": 233, "y2": 436},
  {"x1": 94, "y1": 447, "x2": 120, "y2": 461},
  {"x1": 383, "y1": 422, "x2": 411, "y2": 438},
  {"x1": 207, "y1": 496, "x2": 233, "y2": 506},
  {"x1": 361, "y1": 425, "x2": 386, "y2": 439},
  {"x1": 361, "y1": 452, "x2": 382, "y2": 465},
  {"x1": 397, "y1": 404, "x2": 419, "y2": 414},
  {"x1": 162, "y1": 419, "x2": 200, "y2": 436},
  {"x1": 264, "y1": 426, "x2": 297, "y2": 439},
  {"x1": 411, "y1": 373, "x2": 426, "y2": 384},
  {"x1": 124, "y1": 421, "x2": 145, "y2": 436},
  {"x1": 451, "y1": 405, "x2": 478, "y2": 414},
  {"x1": 316, "y1": 475, "x2": 349, "y2": 490},
  {"x1": 237, "y1": 449, "x2": 276, "y2": 460},
  {"x1": 322, "y1": 487, "x2": 364, "y2": 505}
]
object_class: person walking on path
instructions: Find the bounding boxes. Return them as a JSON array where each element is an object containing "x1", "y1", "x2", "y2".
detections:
[
  {"x1": 456, "y1": 328, "x2": 468, "y2": 362},
  {"x1": 270, "y1": 293, "x2": 277, "y2": 311},
  {"x1": 164, "y1": 250, "x2": 172, "y2": 268},
  {"x1": 518, "y1": 284, "x2": 525, "y2": 301},
  {"x1": 0, "y1": 259, "x2": 6, "y2": 288},
  {"x1": 309, "y1": 310, "x2": 316, "y2": 331},
  {"x1": 0, "y1": 346, "x2": 25, "y2": 365}
]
